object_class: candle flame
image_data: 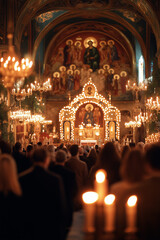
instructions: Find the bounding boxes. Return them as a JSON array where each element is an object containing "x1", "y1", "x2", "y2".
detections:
[
  {"x1": 82, "y1": 191, "x2": 98, "y2": 204},
  {"x1": 95, "y1": 169, "x2": 106, "y2": 183},
  {"x1": 127, "y1": 195, "x2": 137, "y2": 207},
  {"x1": 104, "y1": 194, "x2": 115, "y2": 205}
]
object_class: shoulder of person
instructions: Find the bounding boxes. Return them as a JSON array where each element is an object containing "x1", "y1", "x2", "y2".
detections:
[{"x1": 19, "y1": 166, "x2": 34, "y2": 179}]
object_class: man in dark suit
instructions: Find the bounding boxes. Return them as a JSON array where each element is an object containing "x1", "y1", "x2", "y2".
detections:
[
  {"x1": 65, "y1": 144, "x2": 88, "y2": 210},
  {"x1": 49, "y1": 150, "x2": 77, "y2": 232},
  {"x1": 19, "y1": 148, "x2": 67, "y2": 240},
  {"x1": 13, "y1": 142, "x2": 30, "y2": 173}
]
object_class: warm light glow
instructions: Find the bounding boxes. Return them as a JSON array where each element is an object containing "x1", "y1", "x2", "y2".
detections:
[
  {"x1": 59, "y1": 78, "x2": 121, "y2": 141},
  {"x1": 96, "y1": 169, "x2": 106, "y2": 183},
  {"x1": 104, "y1": 194, "x2": 115, "y2": 205},
  {"x1": 127, "y1": 195, "x2": 137, "y2": 207},
  {"x1": 82, "y1": 191, "x2": 98, "y2": 204},
  {"x1": 0, "y1": 33, "x2": 33, "y2": 88}
]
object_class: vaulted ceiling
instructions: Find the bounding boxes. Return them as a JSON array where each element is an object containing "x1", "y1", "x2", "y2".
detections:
[{"x1": 0, "y1": 0, "x2": 160, "y2": 76}]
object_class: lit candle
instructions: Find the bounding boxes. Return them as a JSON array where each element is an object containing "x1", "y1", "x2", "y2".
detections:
[
  {"x1": 125, "y1": 195, "x2": 137, "y2": 233},
  {"x1": 95, "y1": 169, "x2": 108, "y2": 204},
  {"x1": 82, "y1": 191, "x2": 98, "y2": 233},
  {"x1": 104, "y1": 194, "x2": 116, "y2": 232}
]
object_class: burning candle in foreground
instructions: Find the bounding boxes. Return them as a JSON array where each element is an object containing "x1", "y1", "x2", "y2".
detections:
[
  {"x1": 95, "y1": 169, "x2": 108, "y2": 204},
  {"x1": 82, "y1": 191, "x2": 98, "y2": 233},
  {"x1": 104, "y1": 194, "x2": 116, "y2": 232},
  {"x1": 125, "y1": 195, "x2": 137, "y2": 233}
]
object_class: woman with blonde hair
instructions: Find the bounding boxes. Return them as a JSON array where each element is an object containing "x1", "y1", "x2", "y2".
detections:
[{"x1": 0, "y1": 154, "x2": 22, "y2": 239}]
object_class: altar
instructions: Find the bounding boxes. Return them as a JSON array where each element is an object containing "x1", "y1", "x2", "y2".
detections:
[
  {"x1": 59, "y1": 78, "x2": 121, "y2": 143},
  {"x1": 80, "y1": 139, "x2": 97, "y2": 146}
]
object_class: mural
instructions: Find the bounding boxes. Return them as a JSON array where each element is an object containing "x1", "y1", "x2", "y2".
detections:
[
  {"x1": 45, "y1": 33, "x2": 132, "y2": 100},
  {"x1": 75, "y1": 103, "x2": 104, "y2": 128}
]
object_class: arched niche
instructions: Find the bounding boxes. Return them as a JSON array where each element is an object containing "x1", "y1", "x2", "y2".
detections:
[{"x1": 59, "y1": 78, "x2": 121, "y2": 143}]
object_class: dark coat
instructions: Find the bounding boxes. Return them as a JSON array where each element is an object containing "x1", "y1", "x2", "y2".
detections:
[
  {"x1": 49, "y1": 164, "x2": 77, "y2": 228},
  {"x1": 19, "y1": 166, "x2": 67, "y2": 240},
  {"x1": 0, "y1": 192, "x2": 22, "y2": 240},
  {"x1": 65, "y1": 156, "x2": 88, "y2": 210},
  {"x1": 12, "y1": 151, "x2": 30, "y2": 174}
]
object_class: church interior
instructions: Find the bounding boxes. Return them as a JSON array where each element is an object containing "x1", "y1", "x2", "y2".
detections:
[{"x1": 0, "y1": 0, "x2": 160, "y2": 145}]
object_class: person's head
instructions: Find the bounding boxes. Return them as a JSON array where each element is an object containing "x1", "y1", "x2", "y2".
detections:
[
  {"x1": 97, "y1": 142, "x2": 120, "y2": 169},
  {"x1": 79, "y1": 147, "x2": 84, "y2": 156},
  {"x1": 14, "y1": 142, "x2": 22, "y2": 152},
  {"x1": 95, "y1": 145, "x2": 99, "y2": 150},
  {"x1": 55, "y1": 150, "x2": 67, "y2": 165},
  {"x1": 120, "y1": 149, "x2": 144, "y2": 183},
  {"x1": 129, "y1": 142, "x2": 135, "y2": 149},
  {"x1": 88, "y1": 148, "x2": 97, "y2": 161},
  {"x1": 26, "y1": 144, "x2": 33, "y2": 158},
  {"x1": 0, "y1": 140, "x2": 11, "y2": 154},
  {"x1": 43, "y1": 145, "x2": 48, "y2": 151},
  {"x1": 47, "y1": 145, "x2": 55, "y2": 162},
  {"x1": 121, "y1": 145, "x2": 130, "y2": 160},
  {"x1": 69, "y1": 144, "x2": 79, "y2": 157},
  {"x1": 136, "y1": 142, "x2": 145, "y2": 152},
  {"x1": 88, "y1": 107, "x2": 91, "y2": 112},
  {"x1": 37, "y1": 142, "x2": 42, "y2": 148},
  {"x1": 67, "y1": 40, "x2": 72, "y2": 46},
  {"x1": 0, "y1": 154, "x2": 22, "y2": 196},
  {"x1": 88, "y1": 40, "x2": 93, "y2": 47},
  {"x1": 32, "y1": 148, "x2": 50, "y2": 168},
  {"x1": 59, "y1": 143, "x2": 64, "y2": 149},
  {"x1": 145, "y1": 144, "x2": 160, "y2": 172}
]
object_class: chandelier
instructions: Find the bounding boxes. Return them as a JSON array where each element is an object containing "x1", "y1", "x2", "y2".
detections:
[
  {"x1": 10, "y1": 110, "x2": 31, "y2": 121},
  {"x1": 125, "y1": 112, "x2": 149, "y2": 129},
  {"x1": 145, "y1": 132, "x2": 160, "y2": 143},
  {"x1": 126, "y1": 81, "x2": 147, "y2": 92},
  {"x1": 12, "y1": 87, "x2": 32, "y2": 101},
  {"x1": 125, "y1": 120, "x2": 142, "y2": 128},
  {"x1": 25, "y1": 114, "x2": 52, "y2": 125},
  {"x1": 126, "y1": 80, "x2": 147, "y2": 101},
  {"x1": 0, "y1": 34, "x2": 33, "y2": 89},
  {"x1": 146, "y1": 96, "x2": 160, "y2": 110},
  {"x1": 25, "y1": 114, "x2": 45, "y2": 123},
  {"x1": 30, "y1": 78, "x2": 52, "y2": 93}
]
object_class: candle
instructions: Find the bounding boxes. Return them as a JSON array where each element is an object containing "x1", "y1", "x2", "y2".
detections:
[
  {"x1": 95, "y1": 169, "x2": 108, "y2": 204},
  {"x1": 82, "y1": 191, "x2": 98, "y2": 233},
  {"x1": 125, "y1": 195, "x2": 137, "y2": 233},
  {"x1": 104, "y1": 194, "x2": 116, "y2": 232}
]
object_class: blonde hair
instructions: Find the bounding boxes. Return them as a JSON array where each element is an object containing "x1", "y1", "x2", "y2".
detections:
[{"x1": 0, "y1": 154, "x2": 22, "y2": 196}]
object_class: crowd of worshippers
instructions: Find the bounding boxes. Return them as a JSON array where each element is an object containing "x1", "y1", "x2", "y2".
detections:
[{"x1": 0, "y1": 139, "x2": 160, "y2": 240}]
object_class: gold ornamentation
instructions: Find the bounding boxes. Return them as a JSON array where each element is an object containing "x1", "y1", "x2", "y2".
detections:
[
  {"x1": 74, "y1": 41, "x2": 82, "y2": 46},
  {"x1": 99, "y1": 41, "x2": 106, "y2": 46},
  {"x1": 108, "y1": 68, "x2": 114, "y2": 74},
  {"x1": 66, "y1": 39, "x2": 73, "y2": 45},
  {"x1": 114, "y1": 74, "x2": 120, "y2": 79},
  {"x1": 59, "y1": 66, "x2": 66, "y2": 72},
  {"x1": 84, "y1": 37, "x2": 98, "y2": 48},
  {"x1": 103, "y1": 64, "x2": 110, "y2": 70},
  {"x1": 53, "y1": 72, "x2": 60, "y2": 77},
  {"x1": 67, "y1": 69, "x2": 73, "y2": 74},
  {"x1": 85, "y1": 103, "x2": 94, "y2": 111},
  {"x1": 107, "y1": 40, "x2": 115, "y2": 45},
  {"x1": 120, "y1": 71, "x2": 127, "y2": 77}
]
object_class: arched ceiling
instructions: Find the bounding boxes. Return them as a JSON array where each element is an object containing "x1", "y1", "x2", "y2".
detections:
[
  {"x1": 41, "y1": 21, "x2": 136, "y2": 74},
  {"x1": 31, "y1": 10, "x2": 146, "y2": 64},
  {"x1": 14, "y1": 0, "x2": 160, "y2": 53}
]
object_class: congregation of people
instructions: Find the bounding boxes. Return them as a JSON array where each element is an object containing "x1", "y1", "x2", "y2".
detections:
[{"x1": 0, "y1": 139, "x2": 160, "y2": 240}]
